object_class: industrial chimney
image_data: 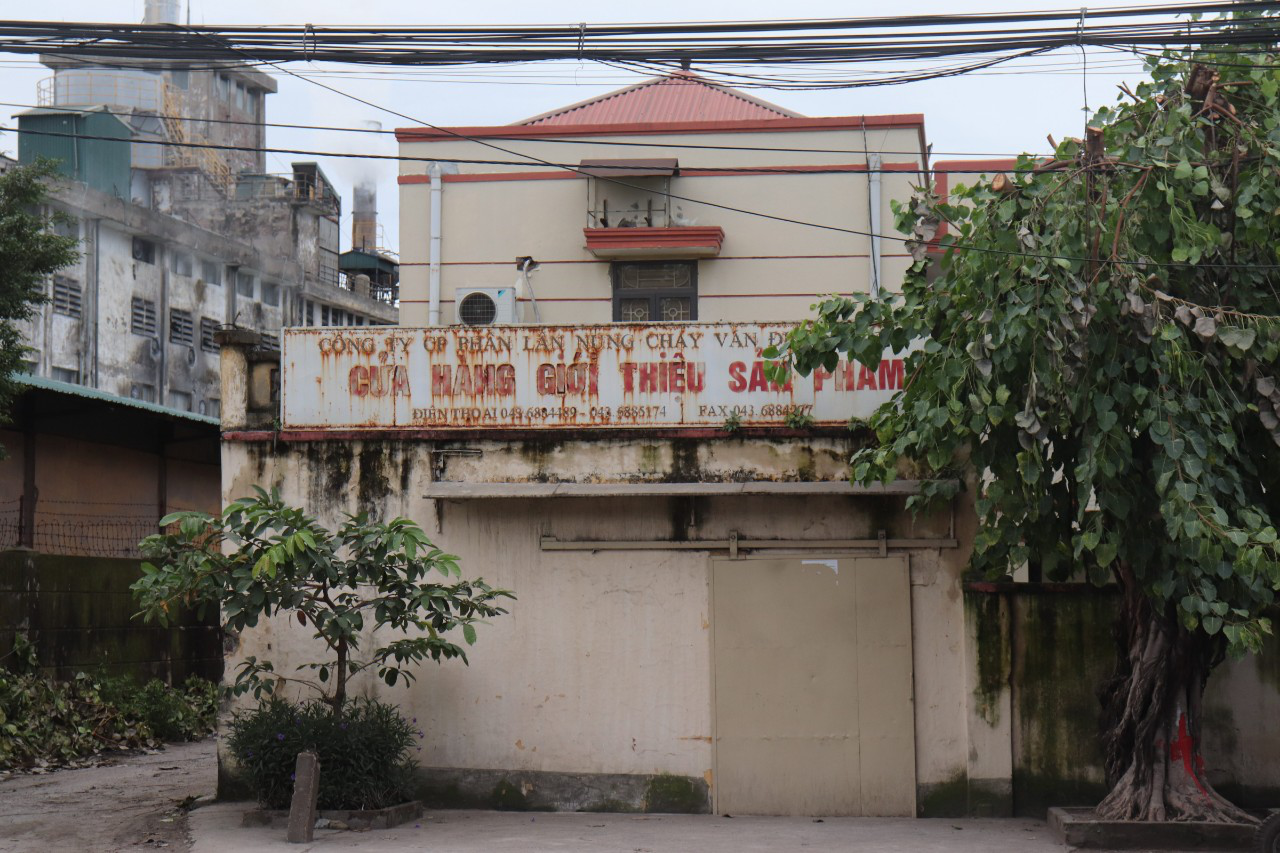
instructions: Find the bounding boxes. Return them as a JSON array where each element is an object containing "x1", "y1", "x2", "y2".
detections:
[
  {"x1": 143, "y1": 0, "x2": 182, "y2": 25},
  {"x1": 352, "y1": 182, "x2": 377, "y2": 252},
  {"x1": 351, "y1": 121, "x2": 382, "y2": 252}
]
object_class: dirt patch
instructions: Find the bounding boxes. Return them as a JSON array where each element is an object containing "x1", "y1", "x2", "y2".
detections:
[{"x1": 0, "y1": 738, "x2": 216, "y2": 853}]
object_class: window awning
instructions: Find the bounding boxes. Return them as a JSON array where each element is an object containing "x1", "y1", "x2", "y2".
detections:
[
  {"x1": 579, "y1": 158, "x2": 679, "y2": 177},
  {"x1": 424, "y1": 480, "x2": 943, "y2": 499}
]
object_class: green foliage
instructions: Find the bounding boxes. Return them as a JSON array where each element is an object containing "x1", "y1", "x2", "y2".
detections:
[
  {"x1": 226, "y1": 697, "x2": 419, "y2": 811},
  {"x1": 0, "y1": 160, "x2": 80, "y2": 442},
  {"x1": 0, "y1": 670, "x2": 217, "y2": 770},
  {"x1": 132, "y1": 488, "x2": 514, "y2": 709},
  {"x1": 721, "y1": 411, "x2": 742, "y2": 433},
  {"x1": 771, "y1": 22, "x2": 1280, "y2": 659},
  {"x1": 783, "y1": 409, "x2": 816, "y2": 430},
  {"x1": 99, "y1": 675, "x2": 219, "y2": 743}
]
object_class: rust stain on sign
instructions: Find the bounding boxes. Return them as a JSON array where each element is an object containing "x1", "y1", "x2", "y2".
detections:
[{"x1": 283, "y1": 323, "x2": 906, "y2": 431}]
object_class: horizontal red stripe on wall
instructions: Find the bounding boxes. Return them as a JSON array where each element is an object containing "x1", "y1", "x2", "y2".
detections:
[{"x1": 399, "y1": 162, "x2": 922, "y2": 184}]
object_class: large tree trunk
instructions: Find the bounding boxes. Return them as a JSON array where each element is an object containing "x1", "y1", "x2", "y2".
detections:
[{"x1": 1095, "y1": 567, "x2": 1255, "y2": 823}]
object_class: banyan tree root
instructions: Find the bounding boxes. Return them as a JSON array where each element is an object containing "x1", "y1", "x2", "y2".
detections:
[{"x1": 1095, "y1": 574, "x2": 1257, "y2": 824}]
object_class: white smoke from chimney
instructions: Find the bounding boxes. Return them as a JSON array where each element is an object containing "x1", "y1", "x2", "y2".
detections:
[{"x1": 143, "y1": 0, "x2": 182, "y2": 25}]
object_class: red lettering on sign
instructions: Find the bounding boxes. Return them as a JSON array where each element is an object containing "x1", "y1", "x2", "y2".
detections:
[
  {"x1": 639, "y1": 363, "x2": 660, "y2": 393},
  {"x1": 620, "y1": 362, "x2": 638, "y2": 392},
  {"x1": 686, "y1": 363, "x2": 705, "y2": 392},
  {"x1": 728, "y1": 362, "x2": 746, "y2": 392},
  {"x1": 877, "y1": 358, "x2": 905, "y2": 391},
  {"x1": 537, "y1": 363, "x2": 557, "y2": 395},
  {"x1": 857, "y1": 364, "x2": 878, "y2": 391},
  {"x1": 349, "y1": 365, "x2": 369, "y2": 396},
  {"x1": 497, "y1": 364, "x2": 516, "y2": 396},
  {"x1": 349, "y1": 365, "x2": 410, "y2": 398},
  {"x1": 432, "y1": 365, "x2": 451, "y2": 395}
]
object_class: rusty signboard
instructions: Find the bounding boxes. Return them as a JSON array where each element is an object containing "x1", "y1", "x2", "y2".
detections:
[{"x1": 282, "y1": 323, "x2": 907, "y2": 431}]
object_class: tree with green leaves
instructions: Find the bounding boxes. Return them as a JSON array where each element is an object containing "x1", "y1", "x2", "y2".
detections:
[
  {"x1": 769, "y1": 15, "x2": 1279, "y2": 824},
  {"x1": 132, "y1": 489, "x2": 514, "y2": 712},
  {"x1": 0, "y1": 160, "x2": 79, "y2": 445}
]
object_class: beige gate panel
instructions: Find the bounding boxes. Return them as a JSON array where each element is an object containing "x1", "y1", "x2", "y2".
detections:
[
  {"x1": 853, "y1": 557, "x2": 917, "y2": 817},
  {"x1": 712, "y1": 556, "x2": 915, "y2": 817}
]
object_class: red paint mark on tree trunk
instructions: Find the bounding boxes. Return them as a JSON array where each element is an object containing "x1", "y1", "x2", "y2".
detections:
[{"x1": 1169, "y1": 711, "x2": 1212, "y2": 799}]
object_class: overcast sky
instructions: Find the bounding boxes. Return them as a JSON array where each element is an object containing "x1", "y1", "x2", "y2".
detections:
[{"x1": 0, "y1": 1, "x2": 1166, "y2": 253}]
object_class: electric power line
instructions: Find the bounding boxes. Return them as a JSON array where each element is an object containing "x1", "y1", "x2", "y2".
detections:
[{"x1": 8, "y1": 125, "x2": 1277, "y2": 272}]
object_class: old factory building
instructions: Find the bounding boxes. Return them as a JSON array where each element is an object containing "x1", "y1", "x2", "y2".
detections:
[
  {"x1": 11, "y1": 0, "x2": 397, "y2": 415},
  {"x1": 214, "y1": 74, "x2": 1280, "y2": 817}
]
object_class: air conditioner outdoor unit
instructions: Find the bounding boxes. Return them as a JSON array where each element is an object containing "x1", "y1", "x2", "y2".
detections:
[{"x1": 455, "y1": 287, "x2": 519, "y2": 326}]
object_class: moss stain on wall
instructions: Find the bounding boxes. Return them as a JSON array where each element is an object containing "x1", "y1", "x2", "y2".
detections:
[
  {"x1": 966, "y1": 592, "x2": 1008, "y2": 727},
  {"x1": 1012, "y1": 591, "x2": 1113, "y2": 817}
]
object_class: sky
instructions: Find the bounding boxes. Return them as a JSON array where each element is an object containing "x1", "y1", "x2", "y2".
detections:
[{"x1": 0, "y1": 1, "x2": 1167, "y2": 255}]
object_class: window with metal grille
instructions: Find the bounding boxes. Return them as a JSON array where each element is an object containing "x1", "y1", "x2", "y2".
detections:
[
  {"x1": 170, "y1": 252, "x2": 193, "y2": 278},
  {"x1": 321, "y1": 304, "x2": 330, "y2": 326},
  {"x1": 131, "y1": 297, "x2": 157, "y2": 337},
  {"x1": 130, "y1": 383, "x2": 156, "y2": 403},
  {"x1": 611, "y1": 261, "x2": 696, "y2": 323},
  {"x1": 169, "y1": 308, "x2": 194, "y2": 345},
  {"x1": 200, "y1": 317, "x2": 219, "y2": 352},
  {"x1": 51, "y1": 367, "x2": 80, "y2": 385},
  {"x1": 52, "y1": 276, "x2": 82, "y2": 318},
  {"x1": 200, "y1": 259, "x2": 222, "y2": 286}
]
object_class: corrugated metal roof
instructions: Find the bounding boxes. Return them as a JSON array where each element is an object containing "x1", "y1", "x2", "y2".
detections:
[
  {"x1": 15, "y1": 373, "x2": 221, "y2": 426},
  {"x1": 519, "y1": 73, "x2": 802, "y2": 126}
]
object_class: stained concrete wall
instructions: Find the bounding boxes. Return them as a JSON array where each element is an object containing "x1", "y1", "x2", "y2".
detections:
[
  {"x1": 962, "y1": 586, "x2": 1280, "y2": 817},
  {"x1": 217, "y1": 434, "x2": 975, "y2": 815}
]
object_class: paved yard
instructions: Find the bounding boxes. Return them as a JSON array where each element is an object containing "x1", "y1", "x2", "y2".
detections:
[
  {"x1": 0, "y1": 742, "x2": 1237, "y2": 853},
  {"x1": 0, "y1": 738, "x2": 216, "y2": 852}
]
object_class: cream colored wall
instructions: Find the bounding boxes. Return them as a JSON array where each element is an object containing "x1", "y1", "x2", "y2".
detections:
[
  {"x1": 219, "y1": 436, "x2": 971, "y2": 804},
  {"x1": 398, "y1": 126, "x2": 925, "y2": 327}
]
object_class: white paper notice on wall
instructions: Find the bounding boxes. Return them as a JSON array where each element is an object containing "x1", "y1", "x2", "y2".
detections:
[{"x1": 282, "y1": 322, "x2": 911, "y2": 432}]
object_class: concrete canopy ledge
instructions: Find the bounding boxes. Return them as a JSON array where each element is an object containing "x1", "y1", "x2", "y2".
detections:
[
  {"x1": 1047, "y1": 806, "x2": 1259, "y2": 850},
  {"x1": 424, "y1": 479, "x2": 949, "y2": 499}
]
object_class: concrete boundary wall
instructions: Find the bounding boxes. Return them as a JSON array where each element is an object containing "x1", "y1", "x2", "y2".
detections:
[
  {"x1": 963, "y1": 585, "x2": 1280, "y2": 818},
  {"x1": 0, "y1": 549, "x2": 222, "y2": 684}
]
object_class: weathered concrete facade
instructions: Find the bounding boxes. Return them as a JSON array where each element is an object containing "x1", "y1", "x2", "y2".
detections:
[
  {"x1": 13, "y1": 2, "x2": 397, "y2": 413},
  {"x1": 217, "y1": 339, "x2": 1280, "y2": 816},
  {"x1": 218, "y1": 329, "x2": 978, "y2": 816}
]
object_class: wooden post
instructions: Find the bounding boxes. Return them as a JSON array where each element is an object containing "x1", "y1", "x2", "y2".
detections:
[
  {"x1": 286, "y1": 751, "x2": 320, "y2": 843},
  {"x1": 18, "y1": 397, "x2": 37, "y2": 549}
]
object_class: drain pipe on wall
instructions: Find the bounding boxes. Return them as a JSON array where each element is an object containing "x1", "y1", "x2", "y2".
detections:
[
  {"x1": 518, "y1": 256, "x2": 542, "y2": 323},
  {"x1": 428, "y1": 162, "x2": 443, "y2": 326},
  {"x1": 868, "y1": 152, "x2": 883, "y2": 298}
]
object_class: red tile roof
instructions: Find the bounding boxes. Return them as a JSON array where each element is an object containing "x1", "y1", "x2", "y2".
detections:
[{"x1": 518, "y1": 72, "x2": 802, "y2": 126}]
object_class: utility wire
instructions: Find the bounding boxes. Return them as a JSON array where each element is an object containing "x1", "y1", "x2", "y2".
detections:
[
  {"x1": 0, "y1": 2, "x2": 1275, "y2": 73},
  {"x1": 171, "y1": 20, "x2": 1280, "y2": 272},
  {"x1": 9, "y1": 127, "x2": 1277, "y2": 272},
  {"x1": 0, "y1": 99, "x2": 1053, "y2": 159}
]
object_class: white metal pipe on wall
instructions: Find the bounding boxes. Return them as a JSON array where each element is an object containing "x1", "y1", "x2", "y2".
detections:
[
  {"x1": 868, "y1": 153, "x2": 883, "y2": 298},
  {"x1": 428, "y1": 164, "x2": 443, "y2": 326}
]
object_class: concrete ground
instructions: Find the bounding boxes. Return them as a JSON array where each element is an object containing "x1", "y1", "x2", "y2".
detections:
[
  {"x1": 0, "y1": 742, "x2": 1229, "y2": 853},
  {"x1": 190, "y1": 804, "x2": 1223, "y2": 853},
  {"x1": 0, "y1": 738, "x2": 216, "y2": 853}
]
